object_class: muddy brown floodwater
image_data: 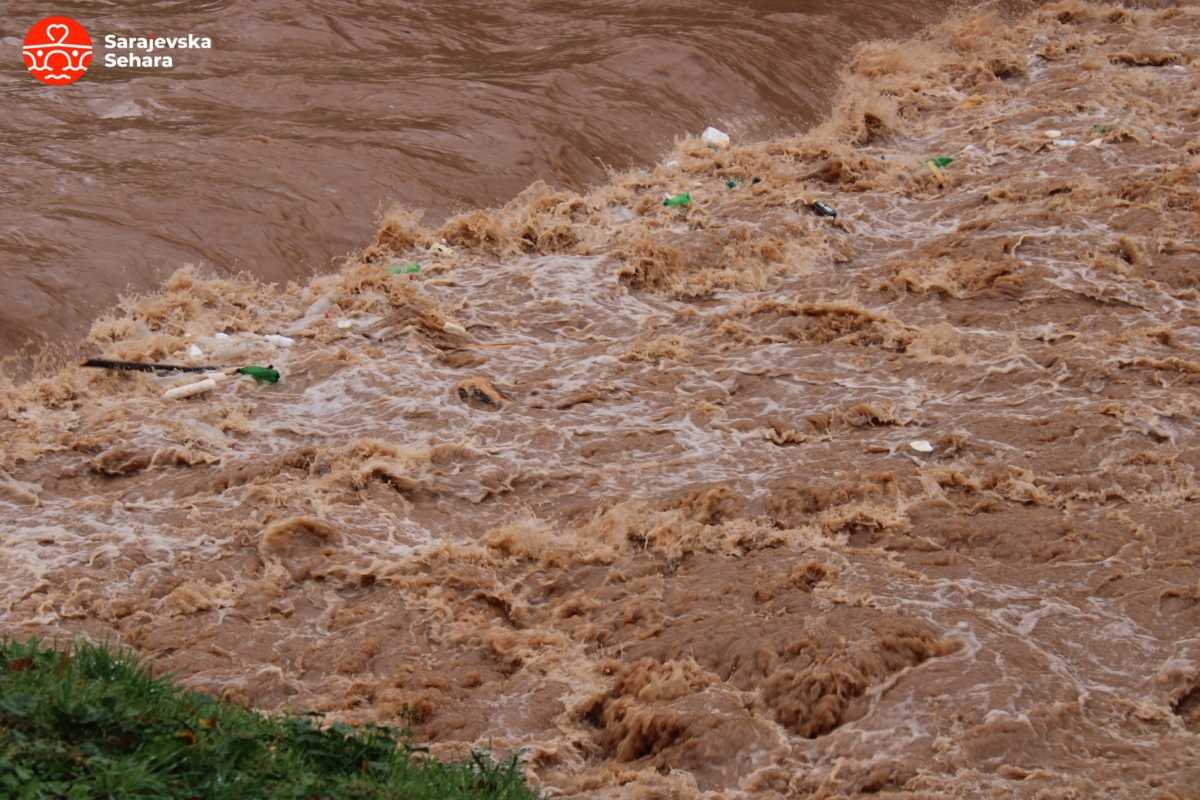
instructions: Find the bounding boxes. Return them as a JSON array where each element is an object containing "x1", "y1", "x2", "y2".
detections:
[
  {"x1": 1, "y1": 0, "x2": 960, "y2": 357},
  {"x1": 3, "y1": 1, "x2": 1200, "y2": 798}
]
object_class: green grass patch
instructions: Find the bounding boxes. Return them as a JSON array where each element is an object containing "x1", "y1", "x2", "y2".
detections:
[{"x1": 0, "y1": 638, "x2": 539, "y2": 800}]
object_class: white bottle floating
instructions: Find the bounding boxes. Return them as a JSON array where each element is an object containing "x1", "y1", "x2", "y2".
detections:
[
  {"x1": 263, "y1": 334, "x2": 295, "y2": 347},
  {"x1": 909, "y1": 440, "x2": 935, "y2": 453},
  {"x1": 702, "y1": 126, "x2": 731, "y2": 148},
  {"x1": 163, "y1": 378, "x2": 218, "y2": 400}
]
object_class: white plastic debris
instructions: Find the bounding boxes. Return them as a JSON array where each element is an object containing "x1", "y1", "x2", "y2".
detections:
[
  {"x1": 214, "y1": 332, "x2": 231, "y2": 341},
  {"x1": 442, "y1": 320, "x2": 468, "y2": 337},
  {"x1": 1043, "y1": 129, "x2": 1063, "y2": 138},
  {"x1": 188, "y1": 344, "x2": 204, "y2": 360},
  {"x1": 702, "y1": 126, "x2": 730, "y2": 148},
  {"x1": 429, "y1": 242, "x2": 454, "y2": 257},
  {"x1": 336, "y1": 319, "x2": 354, "y2": 330},
  {"x1": 664, "y1": 159, "x2": 680, "y2": 168},
  {"x1": 909, "y1": 440, "x2": 935, "y2": 453},
  {"x1": 287, "y1": 294, "x2": 335, "y2": 334},
  {"x1": 263, "y1": 334, "x2": 295, "y2": 347},
  {"x1": 1054, "y1": 139, "x2": 1077, "y2": 147},
  {"x1": 163, "y1": 377, "x2": 218, "y2": 401}
]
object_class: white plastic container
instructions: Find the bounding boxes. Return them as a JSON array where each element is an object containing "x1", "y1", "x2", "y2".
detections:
[
  {"x1": 163, "y1": 378, "x2": 218, "y2": 400},
  {"x1": 702, "y1": 126, "x2": 730, "y2": 148}
]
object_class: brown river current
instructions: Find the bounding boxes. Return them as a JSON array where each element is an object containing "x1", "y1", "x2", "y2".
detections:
[
  {"x1": 3, "y1": 1, "x2": 1200, "y2": 798},
  {"x1": 2, "y1": 0, "x2": 953, "y2": 356}
]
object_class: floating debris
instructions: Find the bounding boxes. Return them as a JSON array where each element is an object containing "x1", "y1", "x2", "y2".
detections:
[
  {"x1": 82, "y1": 358, "x2": 211, "y2": 375},
  {"x1": 235, "y1": 365, "x2": 280, "y2": 384},
  {"x1": 163, "y1": 377, "x2": 220, "y2": 400},
  {"x1": 702, "y1": 126, "x2": 730, "y2": 148}
]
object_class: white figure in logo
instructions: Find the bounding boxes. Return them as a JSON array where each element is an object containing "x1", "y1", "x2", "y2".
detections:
[{"x1": 24, "y1": 22, "x2": 93, "y2": 82}]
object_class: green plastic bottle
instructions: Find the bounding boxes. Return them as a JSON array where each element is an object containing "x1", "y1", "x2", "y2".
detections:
[
  {"x1": 236, "y1": 365, "x2": 280, "y2": 384},
  {"x1": 388, "y1": 261, "x2": 421, "y2": 274},
  {"x1": 927, "y1": 156, "x2": 953, "y2": 168},
  {"x1": 663, "y1": 193, "x2": 691, "y2": 207}
]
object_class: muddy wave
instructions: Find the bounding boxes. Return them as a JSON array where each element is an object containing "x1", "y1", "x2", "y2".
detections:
[{"x1": 0, "y1": 0, "x2": 954, "y2": 357}]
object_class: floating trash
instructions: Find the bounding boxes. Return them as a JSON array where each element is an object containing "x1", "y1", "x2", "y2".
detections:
[
  {"x1": 163, "y1": 377, "x2": 220, "y2": 401},
  {"x1": 702, "y1": 126, "x2": 730, "y2": 148},
  {"x1": 235, "y1": 365, "x2": 280, "y2": 384}
]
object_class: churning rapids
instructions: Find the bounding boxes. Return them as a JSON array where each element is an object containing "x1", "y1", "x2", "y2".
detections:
[
  {"x1": 3, "y1": 2, "x2": 1200, "y2": 798},
  {"x1": 1, "y1": 0, "x2": 953, "y2": 357}
]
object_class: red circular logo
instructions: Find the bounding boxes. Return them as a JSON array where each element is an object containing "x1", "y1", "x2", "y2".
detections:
[{"x1": 23, "y1": 16, "x2": 92, "y2": 86}]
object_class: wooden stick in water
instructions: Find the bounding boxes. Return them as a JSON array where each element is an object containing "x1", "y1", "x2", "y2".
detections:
[{"x1": 81, "y1": 358, "x2": 219, "y2": 375}]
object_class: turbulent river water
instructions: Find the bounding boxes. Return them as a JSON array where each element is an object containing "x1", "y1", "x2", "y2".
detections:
[
  {"x1": 2, "y1": 0, "x2": 969, "y2": 356},
  {"x1": 3, "y1": 1, "x2": 1200, "y2": 798}
]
